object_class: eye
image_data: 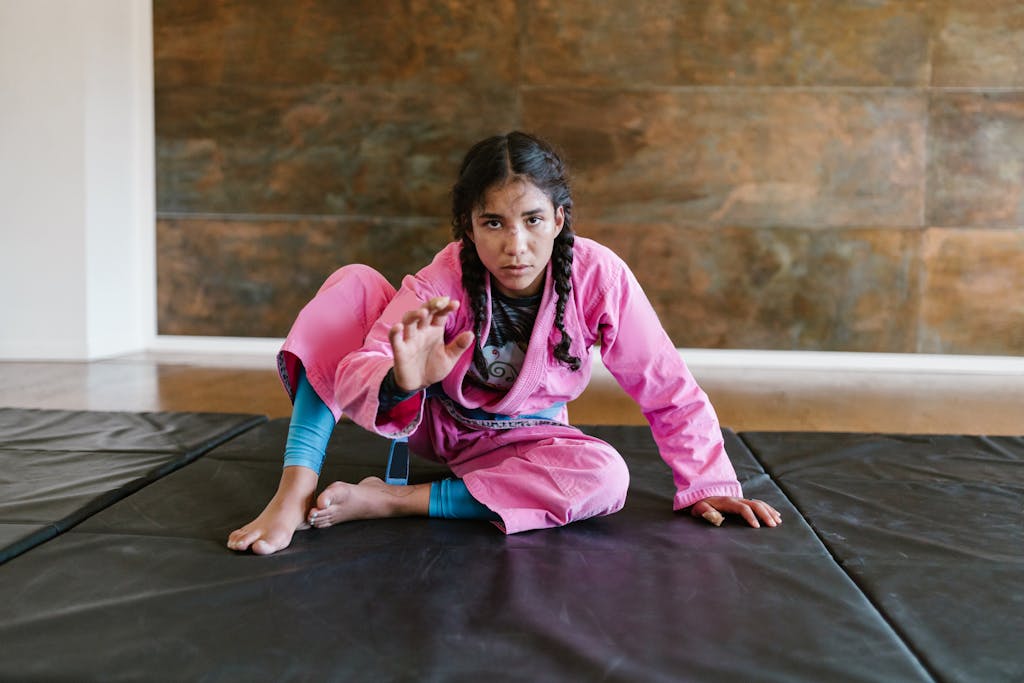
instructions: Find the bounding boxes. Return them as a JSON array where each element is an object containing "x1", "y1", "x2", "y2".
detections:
[
  {"x1": 485, "y1": 219, "x2": 502, "y2": 229},
  {"x1": 527, "y1": 216, "x2": 544, "y2": 226}
]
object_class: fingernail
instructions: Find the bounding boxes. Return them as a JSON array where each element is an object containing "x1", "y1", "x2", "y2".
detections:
[{"x1": 701, "y1": 510, "x2": 725, "y2": 527}]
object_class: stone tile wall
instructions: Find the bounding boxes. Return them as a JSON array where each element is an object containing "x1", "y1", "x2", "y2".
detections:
[{"x1": 155, "y1": 0, "x2": 1024, "y2": 355}]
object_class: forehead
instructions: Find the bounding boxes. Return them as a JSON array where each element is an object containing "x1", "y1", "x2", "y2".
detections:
[{"x1": 474, "y1": 179, "x2": 552, "y2": 214}]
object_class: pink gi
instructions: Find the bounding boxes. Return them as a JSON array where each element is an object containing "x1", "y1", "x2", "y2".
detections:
[{"x1": 278, "y1": 237, "x2": 743, "y2": 534}]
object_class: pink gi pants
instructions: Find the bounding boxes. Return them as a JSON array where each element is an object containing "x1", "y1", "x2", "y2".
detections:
[{"x1": 278, "y1": 265, "x2": 630, "y2": 534}]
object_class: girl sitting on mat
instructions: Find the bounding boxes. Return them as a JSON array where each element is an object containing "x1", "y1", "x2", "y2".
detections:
[{"x1": 228, "y1": 131, "x2": 781, "y2": 555}]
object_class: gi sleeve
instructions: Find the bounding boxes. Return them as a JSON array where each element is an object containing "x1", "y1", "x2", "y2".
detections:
[
  {"x1": 333, "y1": 274, "x2": 433, "y2": 439},
  {"x1": 594, "y1": 262, "x2": 744, "y2": 510}
]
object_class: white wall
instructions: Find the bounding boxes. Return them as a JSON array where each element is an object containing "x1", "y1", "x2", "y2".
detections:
[{"x1": 0, "y1": 0, "x2": 154, "y2": 360}]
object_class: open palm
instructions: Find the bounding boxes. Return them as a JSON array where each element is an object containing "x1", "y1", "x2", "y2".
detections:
[{"x1": 389, "y1": 296, "x2": 475, "y2": 392}]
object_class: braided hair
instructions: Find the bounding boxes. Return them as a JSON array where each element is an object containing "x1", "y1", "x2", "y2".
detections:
[{"x1": 451, "y1": 131, "x2": 581, "y2": 374}]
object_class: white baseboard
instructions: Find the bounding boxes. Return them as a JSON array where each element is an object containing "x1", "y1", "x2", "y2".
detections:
[
  {"x1": 0, "y1": 340, "x2": 89, "y2": 360},
  {"x1": 147, "y1": 335, "x2": 1024, "y2": 375},
  {"x1": 675, "y1": 349, "x2": 1024, "y2": 375},
  {"x1": 148, "y1": 335, "x2": 285, "y2": 356}
]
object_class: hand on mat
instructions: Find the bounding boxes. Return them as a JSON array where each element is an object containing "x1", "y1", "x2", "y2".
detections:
[
  {"x1": 389, "y1": 296, "x2": 475, "y2": 393},
  {"x1": 691, "y1": 497, "x2": 782, "y2": 528}
]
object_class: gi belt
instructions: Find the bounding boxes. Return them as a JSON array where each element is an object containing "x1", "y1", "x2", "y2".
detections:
[
  {"x1": 384, "y1": 385, "x2": 568, "y2": 486},
  {"x1": 426, "y1": 383, "x2": 566, "y2": 430},
  {"x1": 384, "y1": 438, "x2": 410, "y2": 485}
]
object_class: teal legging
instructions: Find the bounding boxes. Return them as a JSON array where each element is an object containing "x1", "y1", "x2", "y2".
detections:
[
  {"x1": 284, "y1": 368, "x2": 496, "y2": 521},
  {"x1": 429, "y1": 478, "x2": 500, "y2": 520},
  {"x1": 282, "y1": 366, "x2": 336, "y2": 473}
]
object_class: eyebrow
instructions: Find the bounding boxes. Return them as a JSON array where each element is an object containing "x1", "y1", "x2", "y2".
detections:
[{"x1": 478, "y1": 208, "x2": 545, "y2": 219}]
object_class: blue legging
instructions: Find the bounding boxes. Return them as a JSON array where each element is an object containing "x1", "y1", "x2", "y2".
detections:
[{"x1": 283, "y1": 368, "x2": 497, "y2": 520}]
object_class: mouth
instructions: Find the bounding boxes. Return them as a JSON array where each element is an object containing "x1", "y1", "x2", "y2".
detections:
[{"x1": 503, "y1": 264, "x2": 530, "y2": 272}]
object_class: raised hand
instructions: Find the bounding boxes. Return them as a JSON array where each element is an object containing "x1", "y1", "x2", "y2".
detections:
[{"x1": 388, "y1": 296, "x2": 475, "y2": 392}]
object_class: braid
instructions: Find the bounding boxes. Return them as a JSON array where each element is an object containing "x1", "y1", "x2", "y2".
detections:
[
  {"x1": 551, "y1": 230, "x2": 581, "y2": 371},
  {"x1": 458, "y1": 238, "x2": 491, "y2": 376},
  {"x1": 450, "y1": 130, "x2": 582, "y2": 374}
]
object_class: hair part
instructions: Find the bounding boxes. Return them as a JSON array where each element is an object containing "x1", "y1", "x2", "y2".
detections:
[{"x1": 451, "y1": 132, "x2": 581, "y2": 373}]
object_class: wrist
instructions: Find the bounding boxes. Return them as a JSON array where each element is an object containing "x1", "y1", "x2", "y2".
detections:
[{"x1": 381, "y1": 368, "x2": 423, "y2": 407}]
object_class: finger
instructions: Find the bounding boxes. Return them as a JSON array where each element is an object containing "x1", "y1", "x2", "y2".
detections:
[
  {"x1": 427, "y1": 297, "x2": 459, "y2": 326},
  {"x1": 446, "y1": 330, "x2": 474, "y2": 357},
  {"x1": 703, "y1": 508, "x2": 725, "y2": 527},
  {"x1": 752, "y1": 500, "x2": 779, "y2": 527},
  {"x1": 748, "y1": 499, "x2": 782, "y2": 526},
  {"x1": 690, "y1": 500, "x2": 725, "y2": 527},
  {"x1": 389, "y1": 322, "x2": 411, "y2": 349},
  {"x1": 401, "y1": 307, "x2": 428, "y2": 330},
  {"x1": 408, "y1": 307, "x2": 435, "y2": 341},
  {"x1": 737, "y1": 501, "x2": 760, "y2": 528},
  {"x1": 426, "y1": 296, "x2": 451, "y2": 313}
]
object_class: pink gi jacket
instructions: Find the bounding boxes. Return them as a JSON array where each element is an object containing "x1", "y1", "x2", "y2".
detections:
[{"x1": 331, "y1": 237, "x2": 743, "y2": 523}]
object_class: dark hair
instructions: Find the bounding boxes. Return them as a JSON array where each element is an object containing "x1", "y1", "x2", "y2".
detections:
[{"x1": 451, "y1": 131, "x2": 581, "y2": 373}]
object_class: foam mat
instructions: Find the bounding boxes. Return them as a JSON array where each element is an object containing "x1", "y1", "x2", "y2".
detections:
[
  {"x1": 742, "y1": 432, "x2": 1024, "y2": 683},
  {"x1": 0, "y1": 420, "x2": 932, "y2": 682},
  {"x1": 0, "y1": 407, "x2": 266, "y2": 565}
]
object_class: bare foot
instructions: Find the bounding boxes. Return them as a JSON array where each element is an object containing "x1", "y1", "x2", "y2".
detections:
[
  {"x1": 227, "y1": 496, "x2": 310, "y2": 555},
  {"x1": 227, "y1": 466, "x2": 317, "y2": 555},
  {"x1": 307, "y1": 476, "x2": 430, "y2": 528}
]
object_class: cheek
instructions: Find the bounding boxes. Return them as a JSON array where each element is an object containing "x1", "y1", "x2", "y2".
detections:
[
  {"x1": 536, "y1": 234, "x2": 557, "y2": 256},
  {"x1": 473, "y1": 237, "x2": 500, "y2": 264}
]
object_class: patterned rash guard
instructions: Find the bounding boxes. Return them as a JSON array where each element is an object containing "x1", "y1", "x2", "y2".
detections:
[{"x1": 465, "y1": 288, "x2": 541, "y2": 393}]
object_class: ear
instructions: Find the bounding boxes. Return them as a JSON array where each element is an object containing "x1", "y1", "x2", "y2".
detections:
[{"x1": 554, "y1": 205, "x2": 565, "y2": 235}]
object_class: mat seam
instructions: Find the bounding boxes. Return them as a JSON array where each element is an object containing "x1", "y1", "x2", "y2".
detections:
[
  {"x1": 0, "y1": 414, "x2": 268, "y2": 567},
  {"x1": 737, "y1": 432, "x2": 942, "y2": 683}
]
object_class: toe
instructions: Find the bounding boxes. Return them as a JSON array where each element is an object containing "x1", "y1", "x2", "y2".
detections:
[
  {"x1": 251, "y1": 535, "x2": 288, "y2": 555},
  {"x1": 251, "y1": 539, "x2": 273, "y2": 555},
  {"x1": 227, "y1": 528, "x2": 255, "y2": 551},
  {"x1": 314, "y1": 486, "x2": 338, "y2": 510}
]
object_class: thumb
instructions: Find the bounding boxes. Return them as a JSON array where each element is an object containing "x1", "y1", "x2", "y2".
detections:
[
  {"x1": 691, "y1": 500, "x2": 725, "y2": 527},
  {"x1": 449, "y1": 330, "x2": 474, "y2": 352}
]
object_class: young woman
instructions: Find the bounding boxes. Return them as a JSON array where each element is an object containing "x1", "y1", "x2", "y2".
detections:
[{"x1": 228, "y1": 132, "x2": 780, "y2": 555}]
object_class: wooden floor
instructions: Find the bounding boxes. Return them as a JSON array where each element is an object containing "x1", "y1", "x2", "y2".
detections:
[{"x1": 1, "y1": 352, "x2": 1021, "y2": 434}]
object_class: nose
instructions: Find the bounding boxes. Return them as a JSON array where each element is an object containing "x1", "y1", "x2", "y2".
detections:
[{"x1": 504, "y1": 226, "x2": 527, "y2": 254}]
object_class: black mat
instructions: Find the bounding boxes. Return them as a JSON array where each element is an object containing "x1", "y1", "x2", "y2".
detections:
[
  {"x1": 0, "y1": 421, "x2": 930, "y2": 682},
  {"x1": 741, "y1": 432, "x2": 1024, "y2": 683},
  {"x1": 0, "y1": 407, "x2": 266, "y2": 565}
]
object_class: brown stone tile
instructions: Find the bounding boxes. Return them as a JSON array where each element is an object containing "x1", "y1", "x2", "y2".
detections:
[
  {"x1": 590, "y1": 223, "x2": 921, "y2": 351},
  {"x1": 523, "y1": 0, "x2": 930, "y2": 86},
  {"x1": 920, "y1": 228, "x2": 1024, "y2": 355},
  {"x1": 156, "y1": 85, "x2": 517, "y2": 215},
  {"x1": 573, "y1": 224, "x2": 637, "y2": 271},
  {"x1": 932, "y1": 0, "x2": 1024, "y2": 87},
  {"x1": 154, "y1": 0, "x2": 518, "y2": 88},
  {"x1": 157, "y1": 217, "x2": 453, "y2": 337},
  {"x1": 928, "y1": 92, "x2": 1024, "y2": 228},
  {"x1": 526, "y1": 89, "x2": 926, "y2": 229}
]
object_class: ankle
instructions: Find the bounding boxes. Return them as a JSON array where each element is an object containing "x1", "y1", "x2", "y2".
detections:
[{"x1": 382, "y1": 481, "x2": 431, "y2": 517}]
